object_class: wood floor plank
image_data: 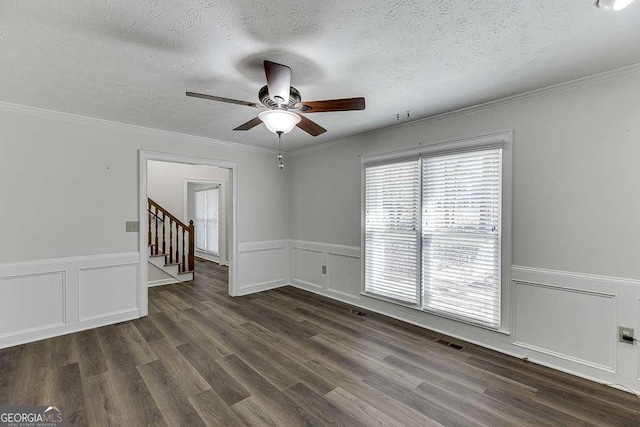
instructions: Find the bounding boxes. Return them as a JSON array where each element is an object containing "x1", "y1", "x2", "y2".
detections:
[
  {"x1": 137, "y1": 359, "x2": 206, "y2": 426},
  {"x1": 218, "y1": 354, "x2": 320, "y2": 426},
  {"x1": 177, "y1": 343, "x2": 251, "y2": 406},
  {"x1": 232, "y1": 338, "x2": 300, "y2": 391},
  {"x1": 466, "y1": 356, "x2": 640, "y2": 425},
  {"x1": 189, "y1": 389, "x2": 245, "y2": 427},
  {"x1": 54, "y1": 362, "x2": 88, "y2": 426},
  {"x1": 0, "y1": 345, "x2": 24, "y2": 395},
  {"x1": 231, "y1": 396, "x2": 281, "y2": 427},
  {"x1": 10, "y1": 340, "x2": 53, "y2": 405},
  {"x1": 238, "y1": 325, "x2": 337, "y2": 395},
  {"x1": 117, "y1": 322, "x2": 158, "y2": 366},
  {"x1": 50, "y1": 333, "x2": 79, "y2": 368},
  {"x1": 76, "y1": 329, "x2": 108, "y2": 378},
  {"x1": 82, "y1": 372, "x2": 123, "y2": 426},
  {"x1": 132, "y1": 315, "x2": 166, "y2": 343},
  {"x1": 469, "y1": 344, "x2": 640, "y2": 409},
  {"x1": 282, "y1": 382, "x2": 348, "y2": 426},
  {"x1": 149, "y1": 339, "x2": 211, "y2": 398},
  {"x1": 324, "y1": 387, "x2": 417, "y2": 427},
  {"x1": 96, "y1": 325, "x2": 166, "y2": 426}
]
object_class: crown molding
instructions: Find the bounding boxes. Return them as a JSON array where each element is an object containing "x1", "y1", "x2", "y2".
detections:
[
  {"x1": 0, "y1": 101, "x2": 278, "y2": 155},
  {"x1": 291, "y1": 62, "x2": 640, "y2": 157}
]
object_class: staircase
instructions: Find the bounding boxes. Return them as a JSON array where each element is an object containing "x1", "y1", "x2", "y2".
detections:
[{"x1": 148, "y1": 198, "x2": 195, "y2": 283}]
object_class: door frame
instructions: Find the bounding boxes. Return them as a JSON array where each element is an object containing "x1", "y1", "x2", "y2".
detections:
[{"x1": 138, "y1": 150, "x2": 239, "y2": 316}]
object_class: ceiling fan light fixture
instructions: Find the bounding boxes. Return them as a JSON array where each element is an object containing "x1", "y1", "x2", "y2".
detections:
[
  {"x1": 595, "y1": 0, "x2": 635, "y2": 10},
  {"x1": 258, "y1": 110, "x2": 301, "y2": 134}
]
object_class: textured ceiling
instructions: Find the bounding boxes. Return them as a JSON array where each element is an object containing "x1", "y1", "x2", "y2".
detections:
[{"x1": 2, "y1": 1, "x2": 640, "y2": 151}]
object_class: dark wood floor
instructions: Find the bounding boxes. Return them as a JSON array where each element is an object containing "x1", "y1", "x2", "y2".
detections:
[{"x1": 1, "y1": 258, "x2": 639, "y2": 426}]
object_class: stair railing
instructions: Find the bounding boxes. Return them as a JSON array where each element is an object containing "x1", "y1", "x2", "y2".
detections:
[{"x1": 148, "y1": 198, "x2": 195, "y2": 273}]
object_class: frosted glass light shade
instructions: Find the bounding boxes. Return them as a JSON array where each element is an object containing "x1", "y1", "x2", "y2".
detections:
[
  {"x1": 258, "y1": 110, "x2": 301, "y2": 134},
  {"x1": 596, "y1": 0, "x2": 635, "y2": 10}
]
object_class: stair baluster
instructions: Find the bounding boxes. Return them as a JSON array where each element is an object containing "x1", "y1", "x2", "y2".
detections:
[
  {"x1": 175, "y1": 221, "x2": 179, "y2": 268},
  {"x1": 162, "y1": 211, "x2": 166, "y2": 255},
  {"x1": 147, "y1": 201, "x2": 152, "y2": 250},
  {"x1": 188, "y1": 220, "x2": 195, "y2": 272},
  {"x1": 181, "y1": 228, "x2": 186, "y2": 273},
  {"x1": 154, "y1": 206, "x2": 159, "y2": 254},
  {"x1": 169, "y1": 218, "x2": 173, "y2": 264}
]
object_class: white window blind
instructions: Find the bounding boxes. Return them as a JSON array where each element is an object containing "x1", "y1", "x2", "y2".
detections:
[
  {"x1": 364, "y1": 159, "x2": 421, "y2": 304},
  {"x1": 195, "y1": 188, "x2": 219, "y2": 255},
  {"x1": 421, "y1": 149, "x2": 502, "y2": 329}
]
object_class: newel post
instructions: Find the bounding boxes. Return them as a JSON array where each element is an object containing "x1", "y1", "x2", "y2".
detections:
[{"x1": 188, "y1": 220, "x2": 195, "y2": 272}]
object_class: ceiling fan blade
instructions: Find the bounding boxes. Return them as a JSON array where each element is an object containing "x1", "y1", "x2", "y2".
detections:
[
  {"x1": 264, "y1": 61, "x2": 291, "y2": 105},
  {"x1": 186, "y1": 92, "x2": 261, "y2": 108},
  {"x1": 295, "y1": 97, "x2": 365, "y2": 113},
  {"x1": 233, "y1": 117, "x2": 263, "y2": 131},
  {"x1": 296, "y1": 115, "x2": 327, "y2": 137}
]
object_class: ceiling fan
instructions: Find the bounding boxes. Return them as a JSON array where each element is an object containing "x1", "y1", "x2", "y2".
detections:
[{"x1": 186, "y1": 60, "x2": 366, "y2": 137}]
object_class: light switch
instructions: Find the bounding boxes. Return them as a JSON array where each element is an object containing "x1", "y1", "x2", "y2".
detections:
[{"x1": 126, "y1": 221, "x2": 139, "y2": 232}]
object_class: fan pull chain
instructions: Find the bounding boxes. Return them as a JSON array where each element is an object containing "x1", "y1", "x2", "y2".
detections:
[{"x1": 277, "y1": 131, "x2": 284, "y2": 170}]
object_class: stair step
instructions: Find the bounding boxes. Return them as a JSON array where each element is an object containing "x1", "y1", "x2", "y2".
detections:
[
  {"x1": 164, "y1": 262, "x2": 180, "y2": 267},
  {"x1": 150, "y1": 253, "x2": 168, "y2": 258},
  {"x1": 178, "y1": 270, "x2": 194, "y2": 275}
]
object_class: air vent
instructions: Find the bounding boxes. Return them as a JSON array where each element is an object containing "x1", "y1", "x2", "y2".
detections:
[{"x1": 436, "y1": 338, "x2": 464, "y2": 351}]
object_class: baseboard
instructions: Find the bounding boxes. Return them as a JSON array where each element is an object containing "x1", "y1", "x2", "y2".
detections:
[
  {"x1": 195, "y1": 252, "x2": 222, "y2": 264},
  {"x1": 236, "y1": 280, "x2": 288, "y2": 296},
  {"x1": 148, "y1": 278, "x2": 179, "y2": 287},
  {"x1": 0, "y1": 308, "x2": 139, "y2": 349}
]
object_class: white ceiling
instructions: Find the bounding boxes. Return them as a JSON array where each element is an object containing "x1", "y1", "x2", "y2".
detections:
[{"x1": 2, "y1": 1, "x2": 640, "y2": 151}]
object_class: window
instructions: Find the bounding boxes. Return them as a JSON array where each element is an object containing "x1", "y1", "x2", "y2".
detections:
[
  {"x1": 364, "y1": 139, "x2": 509, "y2": 330},
  {"x1": 421, "y1": 149, "x2": 502, "y2": 328},
  {"x1": 195, "y1": 187, "x2": 219, "y2": 255},
  {"x1": 365, "y1": 160, "x2": 421, "y2": 304}
]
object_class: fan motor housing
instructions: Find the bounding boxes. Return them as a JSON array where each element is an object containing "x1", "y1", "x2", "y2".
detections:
[{"x1": 259, "y1": 85, "x2": 301, "y2": 109}]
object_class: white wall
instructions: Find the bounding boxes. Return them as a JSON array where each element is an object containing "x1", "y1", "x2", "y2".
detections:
[
  {"x1": 0, "y1": 104, "x2": 289, "y2": 347},
  {"x1": 288, "y1": 70, "x2": 640, "y2": 392},
  {"x1": 0, "y1": 106, "x2": 289, "y2": 263}
]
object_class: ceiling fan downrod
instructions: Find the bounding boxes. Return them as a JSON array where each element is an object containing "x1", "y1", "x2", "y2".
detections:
[{"x1": 277, "y1": 131, "x2": 284, "y2": 170}]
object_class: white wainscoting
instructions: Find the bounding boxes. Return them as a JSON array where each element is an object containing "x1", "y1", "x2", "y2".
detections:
[
  {"x1": 237, "y1": 240, "x2": 289, "y2": 296},
  {"x1": 290, "y1": 240, "x2": 361, "y2": 301},
  {"x1": 0, "y1": 252, "x2": 140, "y2": 349},
  {"x1": 287, "y1": 240, "x2": 640, "y2": 394}
]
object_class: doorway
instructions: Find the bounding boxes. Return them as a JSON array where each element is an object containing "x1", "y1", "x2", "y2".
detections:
[{"x1": 139, "y1": 151, "x2": 239, "y2": 317}]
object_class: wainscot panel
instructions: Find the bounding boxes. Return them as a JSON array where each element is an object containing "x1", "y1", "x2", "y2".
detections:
[
  {"x1": 0, "y1": 252, "x2": 139, "y2": 348},
  {"x1": 237, "y1": 240, "x2": 289, "y2": 296}
]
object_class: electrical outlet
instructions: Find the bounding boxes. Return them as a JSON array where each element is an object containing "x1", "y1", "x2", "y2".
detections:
[
  {"x1": 322, "y1": 265, "x2": 327, "y2": 274},
  {"x1": 618, "y1": 326, "x2": 635, "y2": 344},
  {"x1": 126, "y1": 221, "x2": 139, "y2": 232}
]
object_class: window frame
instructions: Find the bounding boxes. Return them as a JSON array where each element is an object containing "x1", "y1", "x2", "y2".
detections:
[
  {"x1": 194, "y1": 185, "x2": 220, "y2": 256},
  {"x1": 360, "y1": 131, "x2": 513, "y2": 334}
]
